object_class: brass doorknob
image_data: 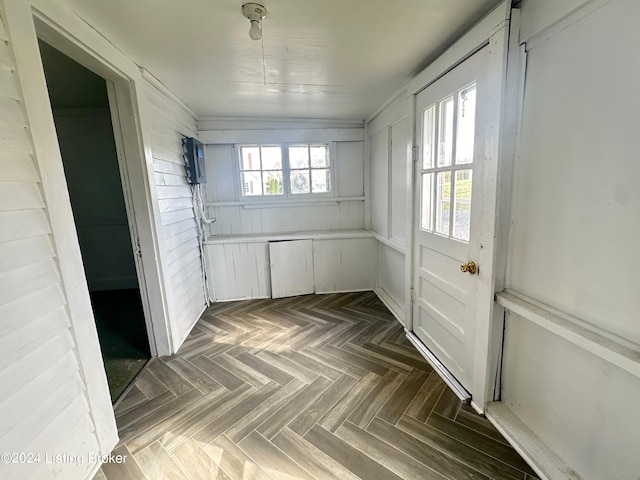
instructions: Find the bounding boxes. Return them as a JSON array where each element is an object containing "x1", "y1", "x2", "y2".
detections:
[{"x1": 460, "y1": 261, "x2": 478, "y2": 275}]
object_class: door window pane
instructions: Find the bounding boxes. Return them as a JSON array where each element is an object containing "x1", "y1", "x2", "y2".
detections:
[
  {"x1": 456, "y1": 85, "x2": 476, "y2": 165},
  {"x1": 420, "y1": 173, "x2": 433, "y2": 231},
  {"x1": 437, "y1": 97, "x2": 454, "y2": 167},
  {"x1": 435, "y1": 171, "x2": 451, "y2": 235},
  {"x1": 453, "y1": 169, "x2": 472, "y2": 241},
  {"x1": 422, "y1": 106, "x2": 435, "y2": 169}
]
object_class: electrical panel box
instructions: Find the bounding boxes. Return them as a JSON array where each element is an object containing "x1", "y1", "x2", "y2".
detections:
[{"x1": 182, "y1": 137, "x2": 206, "y2": 184}]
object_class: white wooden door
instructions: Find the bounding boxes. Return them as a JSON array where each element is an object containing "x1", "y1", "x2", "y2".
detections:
[
  {"x1": 269, "y1": 240, "x2": 314, "y2": 298},
  {"x1": 412, "y1": 47, "x2": 491, "y2": 396}
]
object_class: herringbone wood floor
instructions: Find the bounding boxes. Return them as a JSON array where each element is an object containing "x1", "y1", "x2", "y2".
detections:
[{"x1": 95, "y1": 292, "x2": 539, "y2": 480}]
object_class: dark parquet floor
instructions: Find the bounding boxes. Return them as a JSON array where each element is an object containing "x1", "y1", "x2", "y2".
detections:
[{"x1": 95, "y1": 291, "x2": 539, "y2": 480}]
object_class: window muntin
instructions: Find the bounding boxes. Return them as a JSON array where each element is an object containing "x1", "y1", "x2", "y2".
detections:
[
  {"x1": 419, "y1": 83, "x2": 476, "y2": 243},
  {"x1": 238, "y1": 143, "x2": 331, "y2": 198}
]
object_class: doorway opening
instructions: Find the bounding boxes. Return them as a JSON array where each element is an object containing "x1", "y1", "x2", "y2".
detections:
[{"x1": 38, "y1": 40, "x2": 151, "y2": 402}]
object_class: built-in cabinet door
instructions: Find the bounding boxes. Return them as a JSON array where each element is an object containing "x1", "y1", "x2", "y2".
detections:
[
  {"x1": 269, "y1": 240, "x2": 314, "y2": 298},
  {"x1": 412, "y1": 46, "x2": 490, "y2": 398}
]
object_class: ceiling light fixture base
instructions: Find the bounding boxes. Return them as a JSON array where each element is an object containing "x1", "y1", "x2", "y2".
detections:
[{"x1": 242, "y1": 3, "x2": 268, "y2": 41}]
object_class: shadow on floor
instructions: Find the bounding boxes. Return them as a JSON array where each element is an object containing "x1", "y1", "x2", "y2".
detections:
[{"x1": 91, "y1": 289, "x2": 150, "y2": 402}]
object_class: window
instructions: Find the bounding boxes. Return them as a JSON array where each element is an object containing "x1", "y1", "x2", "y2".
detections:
[
  {"x1": 419, "y1": 83, "x2": 476, "y2": 242},
  {"x1": 238, "y1": 143, "x2": 332, "y2": 198}
]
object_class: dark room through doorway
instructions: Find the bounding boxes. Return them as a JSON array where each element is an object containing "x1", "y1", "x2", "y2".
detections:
[{"x1": 38, "y1": 40, "x2": 150, "y2": 402}]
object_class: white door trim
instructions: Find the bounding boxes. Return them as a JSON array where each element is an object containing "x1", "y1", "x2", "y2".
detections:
[{"x1": 404, "y1": 0, "x2": 513, "y2": 412}]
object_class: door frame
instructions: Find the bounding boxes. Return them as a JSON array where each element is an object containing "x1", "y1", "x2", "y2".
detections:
[
  {"x1": 404, "y1": 1, "x2": 513, "y2": 412},
  {"x1": 29, "y1": 7, "x2": 173, "y2": 358}
]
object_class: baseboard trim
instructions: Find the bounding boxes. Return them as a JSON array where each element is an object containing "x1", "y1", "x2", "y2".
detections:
[
  {"x1": 485, "y1": 402, "x2": 582, "y2": 480},
  {"x1": 373, "y1": 287, "x2": 405, "y2": 326}
]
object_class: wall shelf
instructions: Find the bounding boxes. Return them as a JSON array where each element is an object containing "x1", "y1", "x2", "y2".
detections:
[
  {"x1": 496, "y1": 290, "x2": 640, "y2": 379},
  {"x1": 205, "y1": 229, "x2": 375, "y2": 245}
]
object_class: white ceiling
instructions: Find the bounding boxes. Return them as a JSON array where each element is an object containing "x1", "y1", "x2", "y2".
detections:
[{"x1": 62, "y1": 0, "x2": 501, "y2": 120}]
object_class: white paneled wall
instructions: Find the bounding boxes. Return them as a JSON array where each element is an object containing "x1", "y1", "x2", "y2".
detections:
[
  {"x1": 500, "y1": 0, "x2": 640, "y2": 478},
  {"x1": 0, "y1": 4, "x2": 112, "y2": 478},
  {"x1": 211, "y1": 201, "x2": 365, "y2": 236},
  {"x1": 143, "y1": 81, "x2": 206, "y2": 349},
  {"x1": 366, "y1": 92, "x2": 410, "y2": 322}
]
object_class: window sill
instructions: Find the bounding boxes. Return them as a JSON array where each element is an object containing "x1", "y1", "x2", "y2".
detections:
[{"x1": 205, "y1": 196, "x2": 365, "y2": 209}]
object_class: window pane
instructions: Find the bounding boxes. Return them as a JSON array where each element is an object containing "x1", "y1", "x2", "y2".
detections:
[
  {"x1": 290, "y1": 170, "x2": 310, "y2": 194},
  {"x1": 263, "y1": 171, "x2": 283, "y2": 195},
  {"x1": 311, "y1": 169, "x2": 330, "y2": 193},
  {"x1": 240, "y1": 146, "x2": 260, "y2": 170},
  {"x1": 420, "y1": 173, "x2": 432, "y2": 231},
  {"x1": 422, "y1": 106, "x2": 435, "y2": 169},
  {"x1": 310, "y1": 145, "x2": 329, "y2": 167},
  {"x1": 456, "y1": 85, "x2": 476, "y2": 165},
  {"x1": 261, "y1": 146, "x2": 282, "y2": 170},
  {"x1": 241, "y1": 171, "x2": 262, "y2": 195},
  {"x1": 435, "y1": 171, "x2": 451, "y2": 235},
  {"x1": 437, "y1": 97, "x2": 454, "y2": 167},
  {"x1": 289, "y1": 146, "x2": 309, "y2": 168},
  {"x1": 453, "y1": 169, "x2": 472, "y2": 241}
]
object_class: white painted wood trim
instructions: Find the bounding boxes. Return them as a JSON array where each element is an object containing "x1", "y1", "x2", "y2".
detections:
[
  {"x1": 211, "y1": 295, "x2": 272, "y2": 303},
  {"x1": 199, "y1": 128, "x2": 364, "y2": 144},
  {"x1": 374, "y1": 287, "x2": 405, "y2": 326},
  {"x1": 485, "y1": 402, "x2": 582, "y2": 480},
  {"x1": 374, "y1": 234, "x2": 406, "y2": 254},
  {"x1": 406, "y1": 331, "x2": 471, "y2": 402},
  {"x1": 467, "y1": 9, "x2": 511, "y2": 409},
  {"x1": 205, "y1": 229, "x2": 376, "y2": 245},
  {"x1": 408, "y1": 1, "x2": 510, "y2": 95},
  {"x1": 496, "y1": 290, "x2": 640, "y2": 379},
  {"x1": 3, "y1": 0, "x2": 118, "y2": 453},
  {"x1": 481, "y1": 8, "x2": 526, "y2": 404},
  {"x1": 199, "y1": 116, "x2": 364, "y2": 129},
  {"x1": 404, "y1": 94, "x2": 416, "y2": 332},
  {"x1": 314, "y1": 287, "x2": 373, "y2": 295}
]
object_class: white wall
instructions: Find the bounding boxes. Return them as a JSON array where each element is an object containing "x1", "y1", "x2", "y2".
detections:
[
  {"x1": 202, "y1": 121, "x2": 366, "y2": 236},
  {"x1": 142, "y1": 79, "x2": 206, "y2": 349},
  {"x1": 366, "y1": 93, "x2": 410, "y2": 321},
  {"x1": 502, "y1": 0, "x2": 640, "y2": 477},
  {"x1": 0, "y1": 3, "x2": 115, "y2": 478}
]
